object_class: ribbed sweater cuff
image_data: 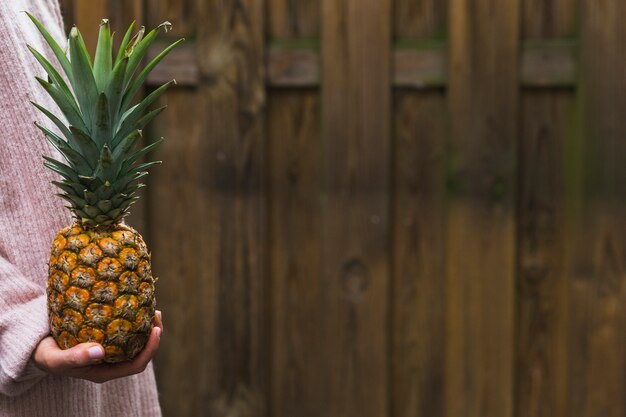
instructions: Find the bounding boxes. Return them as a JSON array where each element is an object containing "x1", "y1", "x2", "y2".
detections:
[{"x1": 0, "y1": 287, "x2": 50, "y2": 397}]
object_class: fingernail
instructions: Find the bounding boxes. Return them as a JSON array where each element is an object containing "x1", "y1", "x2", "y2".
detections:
[
  {"x1": 88, "y1": 346, "x2": 104, "y2": 360},
  {"x1": 155, "y1": 327, "x2": 162, "y2": 340}
]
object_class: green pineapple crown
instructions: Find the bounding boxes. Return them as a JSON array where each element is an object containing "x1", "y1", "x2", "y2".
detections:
[{"x1": 27, "y1": 14, "x2": 183, "y2": 227}]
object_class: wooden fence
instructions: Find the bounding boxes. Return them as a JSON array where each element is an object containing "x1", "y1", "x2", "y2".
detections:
[{"x1": 57, "y1": 1, "x2": 626, "y2": 417}]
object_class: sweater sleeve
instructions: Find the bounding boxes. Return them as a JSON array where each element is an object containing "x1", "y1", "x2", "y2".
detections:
[{"x1": 0, "y1": 256, "x2": 49, "y2": 396}]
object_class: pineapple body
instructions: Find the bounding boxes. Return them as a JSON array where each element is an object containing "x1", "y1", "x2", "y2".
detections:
[{"x1": 48, "y1": 223, "x2": 155, "y2": 363}]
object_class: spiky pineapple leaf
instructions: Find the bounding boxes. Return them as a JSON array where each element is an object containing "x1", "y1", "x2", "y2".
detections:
[
  {"x1": 112, "y1": 129, "x2": 141, "y2": 157},
  {"x1": 93, "y1": 93, "x2": 111, "y2": 146},
  {"x1": 43, "y1": 156, "x2": 80, "y2": 183},
  {"x1": 27, "y1": 45, "x2": 77, "y2": 111},
  {"x1": 69, "y1": 126, "x2": 100, "y2": 163},
  {"x1": 122, "y1": 137, "x2": 164, "y2": 170},
  {"x1": 114, "y1": 80, "x2": 175, "y2": 142},
  {"x1": 114, "y1": 21, "x2": 136, "y2": 68},
  {"x1": 40, "y1": 124, "x2": 93, "y2": 172},
  {"x1": 121, "y1": 38, "x2": 184, "y2": 109},
  {"x1": 107, "y1": 56, "x2": 129, "y2": 121},
  {"x1": 35, "y1": 77, "x2": 88, "y2": 132},
  {"x1": 94, "y1": 144, "x2": 116, "y2": 180},
  {"x1": 25, "y1": 13, "x2": 73, "y2": 83},
  {"x1": 69, "y1": 27, "x2": 98, "y2": 131},
  {"x1": 31, "y1": 101, "x2": 74, "y2": 142},
  {"x1": 51, "y1": 180, "x2": 83, "y2": 196},
  {"x1": 31, "y1": 17, "x2": 182, "y2": 226},
  {"x1": 122, "y1": 26, "x2": 148, "y2": 86},
  {"x1": 93, "y1": 19, "x2": 112, "y2": 91}
]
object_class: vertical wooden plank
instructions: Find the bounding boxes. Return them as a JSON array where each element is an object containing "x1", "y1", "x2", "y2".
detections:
[
  {"x1": 268, "y1": 0, "x2": 319, "y2": 38},
  {"x1": 267, "y1": 5, "x2": 321, "y2": 417},
  {"x1": 73, "y1": 0, "x2": 108, "y2": 52},
  {"x1": 393, "y1": 0, "x2": 446, "y2": 39},
  {"x1": 108, "y1": 0, "x2": 145, "y2": 35},
  {"x1": 391, "y1": 2, "x2": 447, "y2": 417},
  {"x1": 147, "y1": 0, "x2": 195, "y2": 38},
  {"x1": 445, "y1": 0, "x2": 519, "y2": 416},
  {"x1": 567, "y1": 1, "x2": 626, "y2": 416},
  {"x1": 523, "y1": 0, "x2": 576, "y2": 38},
  {"x1": 150, "y1": 90, "x2": 207, "y2": 417},
  {"x1": 517, "y1": 2, "x2": 576, "y2": 417},
  {"x1": 392, "y1": 92, "x2": 446, "y2": 417},
  {"x1": 517, "y1": 91, "x2": 572, "y2": 417},
  {"x1": 321, "y1": 0, "x2": 390, "y2": 416},
  {"x1": 194, "y1": 0, "x2": 267, "y2": 415},
  {"x1": 268, "y1": 91, "x2": 323, "y2": 417}
]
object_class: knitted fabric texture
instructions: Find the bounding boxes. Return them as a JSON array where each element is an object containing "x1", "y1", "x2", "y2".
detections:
[{"x1": 0, "y1": 1, "x2": 161, "y2": 415}]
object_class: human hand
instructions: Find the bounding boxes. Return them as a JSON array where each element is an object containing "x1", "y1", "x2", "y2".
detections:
[{"x1": 32, "y1": 310, "x2": 163, "y2": 383}]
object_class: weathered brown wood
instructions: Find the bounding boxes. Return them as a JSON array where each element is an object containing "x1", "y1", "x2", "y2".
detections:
[
  {"x1": 73, "y1": 0, "x2": 108, "y2": 53},
  {"x1": 268, "y1": 0, "x2": 319, "y2": 38},
  {"x1": 516, "y1": 2, "x2": 576, "y2": 417},
  {"x1": 445, "y1": 0, "x2": 519, "y2": 416},
  {"x1": 194, "y1": 0, "x2": 267, "y2": 416},
  {"x1": 394, "y1": 0, "x2": 447, "y2": 39},
  {"x1": 392, "y1": 92, "x2": 447, "y2": 417},
  {"x1": 148, "y1": 42, "x2": 577, "y2": 89},
  {"x1": 523, "y1": 0, "x2": 576, "y2": 38},
  {"x1": 566, "y1": 1, "x2": 626, "y2": 416},
  {"x1": 321, "y1": 0, "x2": 390, "y2": 416},
  {"x1": 394, "y1": 46, "x2": 446, "y2": 89},
  {"x1": 267, "y1": 47, "x2": 318, "y2": 88},
  {"x1": 107, "y1": 0, "x2": 144, "y2": 35},
  {"x1": 517, "y1": 91, "x2": 571, "y2": 417},
  {"x1": 522, "y1": 40, "x2": 576, "y2": 89},
  {"x1": 147, "y1": 41, "x2": 199, "y2": 86},
  {"x1": 150, "y1": 90, "x2": 207, "y2": 417},
  {"x1": 266, "y1": 5, "x2": 321, "y2": 417},
  {"x1": 147, "y1": 0, "x2": 195, "y2": 38},
  {"x1": 269, "y1": 91, "x2": 323, "y2": 417},
  {"x1": 391, "y1": 3, "x2": 447, "y2": 417}
]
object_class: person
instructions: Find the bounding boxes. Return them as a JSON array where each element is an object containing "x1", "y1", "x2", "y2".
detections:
[{"x1": 0, "y1": 0, "x2": 163, "y2": 415}]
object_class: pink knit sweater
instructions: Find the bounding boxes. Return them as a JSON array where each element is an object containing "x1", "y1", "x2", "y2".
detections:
[{"x1": 0, "y1": 1, "x2": 161, "y2": 415}]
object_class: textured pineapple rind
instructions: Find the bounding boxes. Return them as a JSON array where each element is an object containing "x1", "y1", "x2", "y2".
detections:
[{"x1": 47, "y1": 222, "x2": 155, "y2": 363}]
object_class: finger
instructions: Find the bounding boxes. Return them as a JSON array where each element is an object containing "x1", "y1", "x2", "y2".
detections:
[
  {"x1": 35, "y1": 338, "x2": 105, "y2": 372},
  {"x1": 78, "y1": 326, "x2": 161, "y2": 383},
  {"x1": 154, "y1": 310, "x2": 163, "y2": 333}
]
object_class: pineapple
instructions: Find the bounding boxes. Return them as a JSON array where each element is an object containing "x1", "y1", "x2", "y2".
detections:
[{"x1": 28, "y1": 14, "x2": 182, "y2": 362}]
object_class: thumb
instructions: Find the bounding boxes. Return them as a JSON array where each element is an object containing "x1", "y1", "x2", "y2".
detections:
[{"x1": 44, "y1": 341, "x2": 105, "y2": 371}]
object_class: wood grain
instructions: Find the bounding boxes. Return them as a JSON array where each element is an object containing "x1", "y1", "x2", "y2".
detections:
[
  {"x1": 147, "y1": 0, "x2": 195, "y2": 38},
  {"x1": 150, "y1": 90, "x2": 207, "y2": 417},
  {"x1": 391, "y1": 3, "x2": 447, "y2": 417},
  {"x1": 392, "y1": 92, "x2": 447, "y2": 417},
  {"x1": 321, "y1": 0, "x2": 391, "y2": 416},
  {"x1": 446, "y1": 0, "x2": 519, "y2": 416},
  {"x1": 516, "y1": 2, "x2": 576, "y2": 417},
  {"x1": 268, "y1": 0, "x2": 320, "y2": 38},
  {"x1": 106, "y1": 0, "x2": 144, "y2": 33},
  {"x1": 194, "y1": 0, "x2": 267, "y2": 416},
  {"x1": 266, "y1": 5, "x2": 321, "y2": 417},
  {"x1": 523, "y1": 0, "x2": 576, "y2": 38},
  {"x1": 268, "y1": 91, "x2": 323, "y2": 417},
  {"x1": 73, "y1": 0, "x2": 108, "y2": 53},
  {"x1": 147, "y1": 43, "x2": 578, "y2": 89},
  {"x1": 394, "y1": 0, "x2": 447, "y2": 39},
  {"x1": 517, "y1": 91, "x2": 571, "y2": 417},
  {"x1": 567, "y1": 1, "x2": 626, "y2": 416}
]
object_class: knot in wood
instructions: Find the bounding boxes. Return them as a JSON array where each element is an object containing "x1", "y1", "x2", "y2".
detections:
[{"x1": 342, "y1": 258, "x2": 369, "y2": 302}]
